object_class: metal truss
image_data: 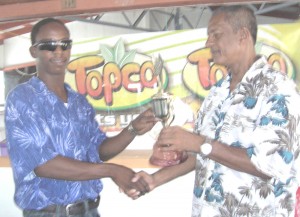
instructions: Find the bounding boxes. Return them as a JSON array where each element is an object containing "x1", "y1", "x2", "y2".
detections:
[{"x1": 64, "y1": 1, "x2": 300, "y2": 32}]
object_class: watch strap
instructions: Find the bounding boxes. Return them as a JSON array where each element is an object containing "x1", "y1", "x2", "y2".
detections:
[{"x1": 127, "y1": 122, "x2": 138, "y2": 136}]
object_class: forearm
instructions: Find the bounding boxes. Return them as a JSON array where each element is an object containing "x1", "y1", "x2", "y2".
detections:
[
  {"x1": 99, "y1": 109, "x2": 157, "y2": 161},
  {"x1": 34, "y1": 155, "x2": 121, "y2": 180},
  {"x1": 152, "y1": 154, "x2": 195, "y2": 189},
  {"x1": 99, "y1": 126, "x2": 135, "y2": 161},
  {"x1": 209, "y1": 140, "x2": 270, "y2": 179}
]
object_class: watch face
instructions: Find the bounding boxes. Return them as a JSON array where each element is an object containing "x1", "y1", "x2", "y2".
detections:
[{"x1": 201, "y1": 143, "x2": 212, "y2": 156}]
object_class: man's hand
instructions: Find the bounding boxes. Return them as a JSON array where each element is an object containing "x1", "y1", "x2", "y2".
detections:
[
  {"x1": 111, "y1": 165, "x2": 150, "y2": 199},
  {"x1": 156, "y1": 126, "x2": 205, "y2": 153},
  {"x1": 122, "y1": 170, "x2": 156, "y2": 200},
  {"x1": 132, "y1": 170, "x2": 156, "y2": 191},
  {"x1": 131, "y1": 108, "x2": 158, "y2": 135}
]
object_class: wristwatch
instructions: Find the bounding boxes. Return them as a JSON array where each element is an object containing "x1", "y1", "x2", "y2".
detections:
[
  {"x1": 127, "y1": 122, "x2": 138, "y2": 136},
  {"x1": 200, "y1": 139, "x2": 213, "y2": 156}
]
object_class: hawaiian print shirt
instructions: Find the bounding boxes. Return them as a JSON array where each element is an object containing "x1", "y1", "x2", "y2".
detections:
[
  {"x1": 5, "y1": 77, "x2": 107, "y2": 210},
  {"x1": 192, "y1": 56, "x2": 300, "y2": 217}
]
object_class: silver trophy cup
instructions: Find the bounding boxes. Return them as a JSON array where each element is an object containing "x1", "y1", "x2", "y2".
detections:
[
  {"x1": 151, "y1": 92, "x2": 173, "y2": 127},
  {"x1": 150, "y1": 92, "x2": 187, "y2": 167}
]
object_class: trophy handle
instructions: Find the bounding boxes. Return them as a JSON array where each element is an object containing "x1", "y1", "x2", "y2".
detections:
[{"x1": 166, "y1": 99, "x2": 175, "y2": 126}]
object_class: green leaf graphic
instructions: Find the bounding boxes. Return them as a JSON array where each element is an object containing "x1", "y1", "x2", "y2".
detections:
[
  {"x1": 99, "y1": 39, "x2": 136, "y2": 68},
  {"x1": 119, "y1": 50, "x2": 136, "y2": 68},
  {"x1": 100, "y1": 44, "x2": 114, "y2": 62},
  {"x1": 114, "y1": 39, "x2": 125, "y2": 64}
]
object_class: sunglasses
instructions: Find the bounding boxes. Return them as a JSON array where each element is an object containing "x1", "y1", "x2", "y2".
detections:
[{"x1": 33, "y1": 39, "x2": 72, "y2": 51}]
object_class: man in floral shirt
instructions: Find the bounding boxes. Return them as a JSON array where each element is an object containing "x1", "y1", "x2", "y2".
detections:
[{"x1": 132, "y1": 5, "x2": 300, "y2": 217}]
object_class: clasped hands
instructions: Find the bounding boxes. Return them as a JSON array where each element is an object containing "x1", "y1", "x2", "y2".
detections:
[
  {"x1": 117, "y1": 169, "x2": 155, "y2": 200},
  {"x1": 119, "y1": 126, "x2": 199, "y2": 199}
]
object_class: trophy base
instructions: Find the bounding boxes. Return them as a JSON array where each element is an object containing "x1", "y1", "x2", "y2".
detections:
[{"x1": 149, "y1": 150, "x2": 188, "y2": 167}]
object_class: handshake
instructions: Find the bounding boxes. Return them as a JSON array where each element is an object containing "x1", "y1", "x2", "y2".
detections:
[
  {"x1": 111, "y1": 122, "x2": 197, "y2": 199},
  {"x1": 110, "y1": 108, "x2": 195, "y2": 199},
  {"x1": 111, "y1": 165, "x2": 156, "y2": 200}
]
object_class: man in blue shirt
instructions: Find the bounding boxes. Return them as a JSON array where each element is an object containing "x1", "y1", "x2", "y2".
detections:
[{"x1": 5, "y1": 18, "x2": 156, "y2": 217}]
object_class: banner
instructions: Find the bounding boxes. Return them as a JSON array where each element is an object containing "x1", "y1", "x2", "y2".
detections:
[
  {"x1": 1, "y1": 22, "x2": 300, "y2": 152},
  {"x1": 64, "y1": 22, "x2": 300, "y2": 141}
]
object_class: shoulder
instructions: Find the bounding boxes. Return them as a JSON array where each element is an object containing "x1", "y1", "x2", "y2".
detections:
[
  {"x1": 6, "y1": 79, "x2": 34, "y2": 102},
  {"x1": 265, "y1": 69, "x2": 300, "y2": 115}
]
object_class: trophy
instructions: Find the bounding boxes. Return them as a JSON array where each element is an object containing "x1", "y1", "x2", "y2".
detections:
[
  {"x1": 151, "y1": 92, "x2": 174, "y2": 127},
  {"x1": 149, "y1": 54, "x2": 187, "y2": 167}
]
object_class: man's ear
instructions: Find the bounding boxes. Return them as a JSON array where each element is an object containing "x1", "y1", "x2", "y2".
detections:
[
  {"x1": 239, "y1": 27, "x2": 249, "y2": 41},
  {"x1": 29, "y1": 46, "x2": 37, "y2": 58}
]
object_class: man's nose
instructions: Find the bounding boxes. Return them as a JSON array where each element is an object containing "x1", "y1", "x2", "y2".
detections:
[
  {"x1": 205, "y1": 37, "x2": 212, "y2": 48},
  {"x1": 53, "y1": 45, "x2": 64, "y2": 53}
]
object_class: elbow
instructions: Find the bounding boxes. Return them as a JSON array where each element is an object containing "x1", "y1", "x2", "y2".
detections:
[
  {"x1": 99, "y1": 154, "x2": 112, "y2": 162},
  {"x1": 98, "y1": 147, "x2": 115, "y2": 162}
]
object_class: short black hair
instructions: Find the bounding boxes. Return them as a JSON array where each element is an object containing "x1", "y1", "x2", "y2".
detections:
[
  {"x1": 212, "y1": 5, "x2": 257, "y2": 44},
  {"x1": 30, "y1": 18, "x2": 69, "y2": 45}
]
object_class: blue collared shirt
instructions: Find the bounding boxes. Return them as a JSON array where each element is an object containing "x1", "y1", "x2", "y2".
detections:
[{"x1": 5, "y1": 76, "x2": 107, "y2": 210}]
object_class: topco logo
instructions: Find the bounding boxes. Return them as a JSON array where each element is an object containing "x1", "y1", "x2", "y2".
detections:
[
  {"x1": 66, "y1": 39, "x2": 168, "y2": 111},
  {"x1": 66, "y1": 40, "x2": 295, "y2": 111}
]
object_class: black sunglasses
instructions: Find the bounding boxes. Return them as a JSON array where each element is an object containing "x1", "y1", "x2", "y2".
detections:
[{"x1": 33, "y1": 39, "x2": 73, "y2": 51}]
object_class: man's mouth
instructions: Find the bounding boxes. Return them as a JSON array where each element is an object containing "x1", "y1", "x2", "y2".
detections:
[
  {"x1": 52, "y1": 58, "x2": 66, "y2": 65},
  {"x1": 210, "y1": 49, "x2": 220, "y2": 56}
]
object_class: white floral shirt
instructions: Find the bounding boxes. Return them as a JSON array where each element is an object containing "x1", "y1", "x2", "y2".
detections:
[{"x1": 192, "y1": 56, "x2": 300, "y2": 217}]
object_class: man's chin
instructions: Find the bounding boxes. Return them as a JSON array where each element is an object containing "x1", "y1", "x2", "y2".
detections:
[
  {"x1": 212, "y1": 55, "x2": 228, "y2": 65},
  {"x1": 212, "y1": 58, "x2": 223, "y2": 65}
]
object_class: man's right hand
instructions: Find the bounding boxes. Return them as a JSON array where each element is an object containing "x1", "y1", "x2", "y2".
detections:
[
  {"x1": 132, "y1": 171, "x2": 156, "y2": 191},
  {"x1": 123, "y1": 170, "x2": 156, "y2": 199},
  {"x1": 111, "y1": 165, "x2": 150, "y2": 199}
]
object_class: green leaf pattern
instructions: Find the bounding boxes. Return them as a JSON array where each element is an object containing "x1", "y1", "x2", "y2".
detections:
[{"x1": 100, "y1": 39, "x2": 136, "y2": 68}]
